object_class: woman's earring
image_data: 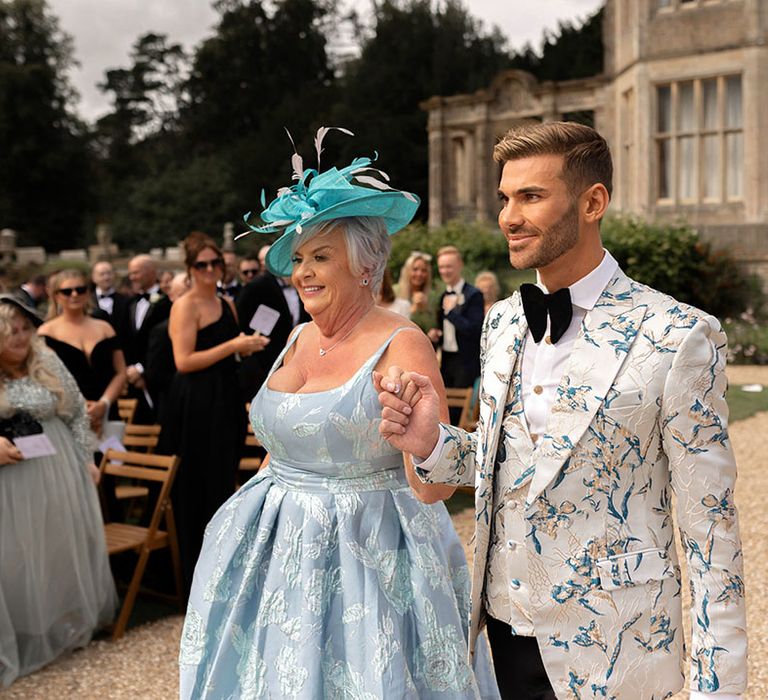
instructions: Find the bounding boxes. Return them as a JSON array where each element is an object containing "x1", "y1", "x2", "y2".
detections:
[{"x1": 361, "y1": 278, "x2": 369, "y2": 286}]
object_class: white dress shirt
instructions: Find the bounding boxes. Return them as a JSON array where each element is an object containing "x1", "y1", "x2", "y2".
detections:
[
  {"x1": 134, "y1": 284, "x2": 159, "y2": 330},
  {"x1": 96, "y1": 287, "x2": 116, "y2": 316},
  {"x1": 278, "y1": 278, "x2": 301, "y2": 326},
  {"x1": 441, "y1": 278, "x2": 465, "y2": 353}
]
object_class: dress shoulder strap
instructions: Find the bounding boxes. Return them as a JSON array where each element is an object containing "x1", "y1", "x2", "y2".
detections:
[{"x1": 364, "y1": 326, "x2": 422, "y2": 370}]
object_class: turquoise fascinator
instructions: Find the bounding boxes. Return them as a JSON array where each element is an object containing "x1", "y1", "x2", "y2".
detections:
[{"x1": 239, "y1": 127, "x2": 420, "y2": 277}]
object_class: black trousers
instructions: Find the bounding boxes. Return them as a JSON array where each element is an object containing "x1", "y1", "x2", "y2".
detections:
[{"x1": 485, "y1": 616, "x2": 557, "y2": 700}]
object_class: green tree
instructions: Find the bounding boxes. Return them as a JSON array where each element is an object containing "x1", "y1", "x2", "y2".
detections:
[
  {"x1": 509, "y1": 7, "x2": 603, "y2": 82},
  {"x1": 0, "y1": 0, "x2": 92, "y2": 247},
  {"x1": 334, "y1": 0, "x2": 510, "y2": 214}
]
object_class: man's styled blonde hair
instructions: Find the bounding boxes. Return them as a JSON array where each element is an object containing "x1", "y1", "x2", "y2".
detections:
[{"x1": 493, "y1": 121, "x2": 613, "y2": 198}]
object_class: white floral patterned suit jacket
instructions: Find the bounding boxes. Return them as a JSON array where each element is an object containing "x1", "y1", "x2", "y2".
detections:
[{"x1": 419, "y1": 269, "x2": 747, "y2": 698}]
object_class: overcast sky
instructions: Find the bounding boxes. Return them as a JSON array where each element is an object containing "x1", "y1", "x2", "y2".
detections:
[{"x1": 50, "y1": 0, "x2": 604, "y2": 122}]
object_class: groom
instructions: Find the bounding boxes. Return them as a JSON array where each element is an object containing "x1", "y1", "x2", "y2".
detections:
[{"x1": 377, "y1": 122, "x2": 747, "y2": 699}]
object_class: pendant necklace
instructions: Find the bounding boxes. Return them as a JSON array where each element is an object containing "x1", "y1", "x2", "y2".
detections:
[{"x1": 318, "y1": 306, "x2": 372, "y2": 357}]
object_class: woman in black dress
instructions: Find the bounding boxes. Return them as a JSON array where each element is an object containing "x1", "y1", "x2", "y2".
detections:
[
  {"x1": 159, "y1": 232, "x2": 269, "y2": 594},
  {"x1": 38, "y1": 269, "x2": 127, "y2": 433}
]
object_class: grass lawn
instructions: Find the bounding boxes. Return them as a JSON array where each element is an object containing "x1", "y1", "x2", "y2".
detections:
[{"x1": 727, "y1": 383, "x2": 768, "y2": 422}]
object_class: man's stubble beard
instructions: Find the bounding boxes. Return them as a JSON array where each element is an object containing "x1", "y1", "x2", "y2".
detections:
[{"x1": 508, "y1": 201, "x2": 580, "y2": 271}]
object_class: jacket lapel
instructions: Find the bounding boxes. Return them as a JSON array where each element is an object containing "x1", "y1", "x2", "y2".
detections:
[{"x1": 525, "y1": 271, "x2": 649, "y2": 506}]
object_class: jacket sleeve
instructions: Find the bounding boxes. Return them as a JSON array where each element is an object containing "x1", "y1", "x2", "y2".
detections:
[
  {"x1": 661, "y1": 315, "x2": 747, "y2": 695},
  {"x1": 415, "y1": 306, "x2": 493, "y2": 488}
]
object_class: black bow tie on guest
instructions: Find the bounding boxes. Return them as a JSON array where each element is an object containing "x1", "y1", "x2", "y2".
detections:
[
  {"x1": 136, "y1": 292, "x2": 150, "y2": 301},
  {"x1": 444, "y1": 290, "x2": 456, "y2": 296},
  {"x1": 98, "y1": 291, "x2": 115, "y2": 299},
  {"x1": 520, "y1": 283, "x2": 573, "y2": 344}
]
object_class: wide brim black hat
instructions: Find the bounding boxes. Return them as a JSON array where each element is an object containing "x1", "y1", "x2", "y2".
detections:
[{"x1": 0, "y1": 294, "x2": 43, "y2": 327}]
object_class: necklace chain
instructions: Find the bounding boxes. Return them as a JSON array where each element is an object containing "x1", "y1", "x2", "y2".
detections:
[{"x1": 318, "y1": 307, "x2": 372, "y2": 357}]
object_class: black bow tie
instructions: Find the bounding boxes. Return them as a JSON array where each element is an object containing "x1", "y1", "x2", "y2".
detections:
[
  {"x1": 444, "y1": 290, "x2": 456, "y2": 296},
  {"x1": 520, "y1": 283, "x2": 573, "y2": 344},
  {"x1": 137, "y1": 292, "x2": 150, "y2": 301},
  {"x1": 98, "y1": 291, "x2": 115, "y2": 299}
]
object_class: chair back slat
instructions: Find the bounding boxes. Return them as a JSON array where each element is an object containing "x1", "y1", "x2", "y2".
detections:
[
  {"x1": 103, "y1": 463, "x2": 171, "y2": 482},
  {"x1": 117, "y1": 398, "x2": 138, "y2": 423},
  {"x1": 103, "y1": 449, "x2": 175, "y2": 468},
  {"x1": 124, "y1": 424, "x2": 162, "y2": 437}
]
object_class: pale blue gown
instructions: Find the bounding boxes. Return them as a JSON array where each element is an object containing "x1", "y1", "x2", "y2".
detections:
[{"x1": 180, "y1": 327, "x2": 498, "y2": 699}]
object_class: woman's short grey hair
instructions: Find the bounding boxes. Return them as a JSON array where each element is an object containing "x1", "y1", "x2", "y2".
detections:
[{"x1": 291, "y1": 216, "x2": 391, "y2": 295}]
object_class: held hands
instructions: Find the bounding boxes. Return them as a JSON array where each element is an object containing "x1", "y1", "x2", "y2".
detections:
[
  {"x1": 373, "y1": 366, "x2": 441, "y2": 460},
  {"x1": 234, "y1": 332, "x2": 270, "y2": 358},
  {"x1": 0, "y1": 437, "x2": 22, "y2": 465},
  {"x1": 126, "y1": 364, "x2": 142, "y2": 384}
]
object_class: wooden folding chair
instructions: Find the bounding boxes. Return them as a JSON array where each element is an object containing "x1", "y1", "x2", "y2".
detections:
[
  {"x1": 117, "y1": 398, "x2": 138, "y2": 424},
  {"x1": 122, "y1": 423, "x2": 161, "y2": 453},
  {"x1": 237, "y1": 403, "x2": 262, "y2": 486},
  {"x1": 100, "y1": 449, "x2": 182, "y2": 639},
  {"x1": 445, "y1": 387, "x2": 475, "y2": 430}
]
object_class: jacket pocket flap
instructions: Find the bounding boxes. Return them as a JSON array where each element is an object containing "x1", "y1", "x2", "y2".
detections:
[{"x1": 596, "y1": 548, "x2": 674, "y2": 591}]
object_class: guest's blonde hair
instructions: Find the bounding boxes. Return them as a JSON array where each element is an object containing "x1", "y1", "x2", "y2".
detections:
[
  {"x1": 0, "y1": 304, "x2": 67, "y2": 417},
  {"x1": 474, "y1": 270, "x2": 501, "y2": 304},
  {"x1": 396, "y1": 251, "x2": 433, "y2": 300},
  {"x1": 46, "y1": 268, "x2": 94, "y2": 320}
]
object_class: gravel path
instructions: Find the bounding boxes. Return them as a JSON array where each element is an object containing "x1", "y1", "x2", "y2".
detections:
[{"x1": 3, "y1": 373, "x2": 765, "y2": 699}]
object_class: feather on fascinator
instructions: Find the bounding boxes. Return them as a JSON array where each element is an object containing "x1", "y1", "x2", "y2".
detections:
[{"x1": 239, "y1": 127, "x2": 420, "y2": 276}]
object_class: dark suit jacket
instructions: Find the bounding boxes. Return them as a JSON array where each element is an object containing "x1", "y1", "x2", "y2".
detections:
[
  {"x1": 125, "y1": 293, "x2": 172, "y2": 368},
  {"x1": 236, "y1": 272, "x2": 310, "y2": 403},
  {"x1": 144, "y1": 319, "x2": 176, "y2": 423},
  {"x1": 436, "y1": 281, "x2": 484, "y2": 381},
  {"x1": 92, "y1": 291, "x2": 131, "y2": 345}
]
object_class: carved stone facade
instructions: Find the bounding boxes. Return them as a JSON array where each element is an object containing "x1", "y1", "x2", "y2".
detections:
[{"x1": 423, "y1": 0, "x2": 768, "y2": 269}]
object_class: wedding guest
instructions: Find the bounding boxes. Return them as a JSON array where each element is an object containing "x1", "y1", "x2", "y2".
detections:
[
  {"x1": 0, "y1": 294, "x2": 116, "y2": 688},
  {"x1": 396, "y1": 250, "x2": 433, "y2": 329},
  {"x1": 125, "y1": 254, "x2": 171, "y2": 423},
  {"x1": 39, "y1": 269, "x2": 127, "y2": 434},
  {"x1": 377, "y1": 268, "x2": 411, "y2": 317},
  {"x1": 144, "y1": 272, "x2": 190, "y2": 422},
  {"x1": 15, "y1": 273, "x2": 47, "y2": 310},
  {"x1": 91, "y1": 260, "x2": 131, "y2": 344},
  {"x1": 428, "y1": 246, "x2": 484, "y2": 392},
  {"x1": 377, "y1": 121, "x2": 748, "y2": 699},
  {"x1": 220, "y1": 251, "x2": 241, "y2": 300},
  {"x1": 158, "y1": 233, "x2": 268, "y2": 595},
  {"x1": 236, "y1": 253, "x2": 310, "y2": 403},
  {"x1": 179, "y1": 132, "x2": 498, "y2": 699},
  {"x1": 474, "y1": 270, "x2": 501, "y2": 315},
  {"x1": 237, "y1": 254, "x2": 260, "y2": 285},
  {"x1": 158, "y1": 269, "x2": 174, "y2": 296}
]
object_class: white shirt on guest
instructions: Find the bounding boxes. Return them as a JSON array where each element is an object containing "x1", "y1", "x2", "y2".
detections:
[
  {"x1": 96, "y1": 287, "x2": 116, "y2": 316},
  {"x1": 135, "y1": 284, "x2": 159, "y2": 330},
  {"x1": 441, "y1": 278, "x2": 465, "y2": 353}
]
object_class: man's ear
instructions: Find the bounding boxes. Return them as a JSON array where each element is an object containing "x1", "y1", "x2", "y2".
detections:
[{"x1": 582, "y1": 183, "x2": 610, "y2": 223}]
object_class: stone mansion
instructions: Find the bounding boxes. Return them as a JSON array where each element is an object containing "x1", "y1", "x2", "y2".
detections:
[{"x1": 422, "y1": 0, "x2": 768, "y2": 278}]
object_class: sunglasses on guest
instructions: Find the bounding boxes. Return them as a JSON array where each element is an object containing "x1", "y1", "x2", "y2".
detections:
[
  {"x1": 241, "y1": 268, "x2": 259, "y2": 278},
  {"x1": 192, "y1": 258, "x2": 224, "y2": 271},
  {"x1": 57, "y1": 285, "x2": 88, "y2": 297}
]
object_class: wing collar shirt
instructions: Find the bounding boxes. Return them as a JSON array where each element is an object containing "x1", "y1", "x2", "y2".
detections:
[
  {"x1": 135, "y1": 283, "x2": 160, "y2": 330},
  {"x1": 96, "y1": 287, "x2": 116, "y2": 316},
  {"x1": 441, "y1": 278, "x2": 465, "y2": 353},
  {"x1": 278, "y1": 277, "x2": 301, "y2": 326}
]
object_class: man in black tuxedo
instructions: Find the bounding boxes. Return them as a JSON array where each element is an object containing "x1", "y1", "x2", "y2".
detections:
[
  {"x1": 91, "y1": 260, "x2": 131, "y2": 344},
  {"x1": 428, "y1": 245, "x2": 484, "y2": 393},
  {"x1": 16, "y1": 274, "x2": 47, "y2": 311},
  {"x1": 145, "y1": 272, "x2": 190, "y2": 423},
  {"x1": 124, "y1": 254, "x2": 172, "y2": 423},
  {"x1": 219, "y1": 250, "x2": 242, "y2": 301},
  {"x1": 236, "y1": 266, "x2": 309, "y2": 403}
]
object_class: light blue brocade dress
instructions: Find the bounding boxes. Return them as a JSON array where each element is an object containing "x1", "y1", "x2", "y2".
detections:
[{"x1": 180, "y1": 327, "x2": 498, "y2": 699}]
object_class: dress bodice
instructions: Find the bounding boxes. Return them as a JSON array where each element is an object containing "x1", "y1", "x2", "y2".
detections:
[
  {"x1": 250, "y1": 326, "x2": 413, "y2": 491},
  {"x1": 44, "y1": 335, "x2": 120, "y2": 402}
]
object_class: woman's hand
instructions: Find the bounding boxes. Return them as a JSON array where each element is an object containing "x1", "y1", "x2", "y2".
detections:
[
  {"x1": 233, "y1": 332, "x2": 270, "y2": 358},
  {"x1": 85, "y1": 400, "x2": 106, "y2": 432},
  {"x1": 0, "y1": 437, "x2": 23, "y2": 465},
  {"x1": 411, "y1": 291, "x2": 427, "y2": 311},
  {"x1": 87, "y1": 462, "x2": 101, "y2": 485}
]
